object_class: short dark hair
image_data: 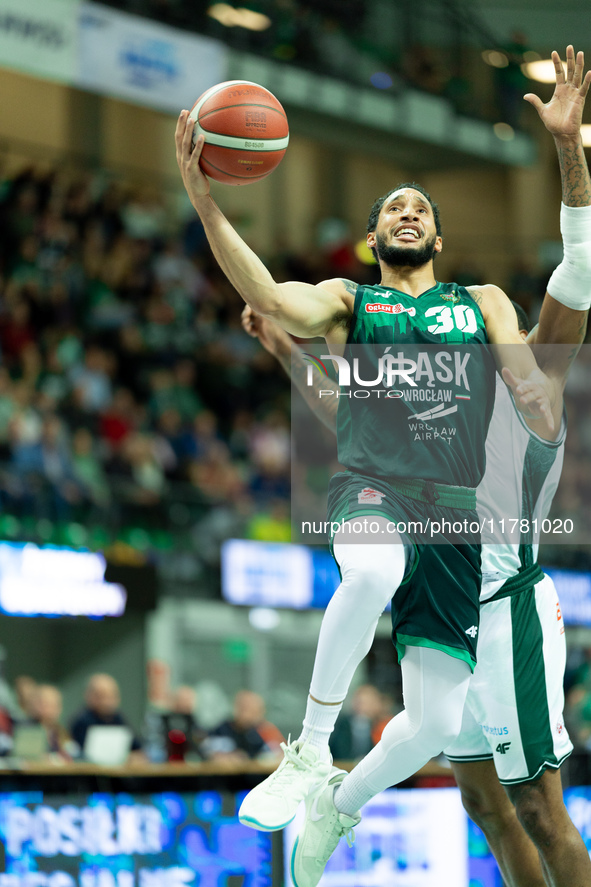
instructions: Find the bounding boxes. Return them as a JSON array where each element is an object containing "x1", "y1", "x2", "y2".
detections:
[
  {"x1": 366, "y1": 183, "x2": 442, "y2": 262},
  {"x1": 510, "y1": 299, "x2": 531, "y2": 332},
  {"x1": 366, "y1": 183, "x2": 442, "y2": 238}
]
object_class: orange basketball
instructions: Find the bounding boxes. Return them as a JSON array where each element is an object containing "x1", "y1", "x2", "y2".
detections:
[{"x1": 189, "y1": 80, "x2": 289, "y2": 186}]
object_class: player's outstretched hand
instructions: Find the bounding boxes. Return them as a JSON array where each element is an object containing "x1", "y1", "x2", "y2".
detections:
[
  {"x1": 241, "y1": 305, "x2": 292, "y2": 357},
  {"x1": 524, "y1": 45, "x2": 591, "y2": 138},
  {"x1": 501, "y1": 367, "x2": 555, "y2": 433},
  {"x1": 175, "y1": 110, "x2": 210, "y2": 206}
]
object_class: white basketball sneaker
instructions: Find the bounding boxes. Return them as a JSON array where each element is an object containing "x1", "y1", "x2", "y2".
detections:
[
  {"x1": 239, "y1": 739, "x2": 333, "y2": 831},
  {"x1": 290, "y1": 770, "x2": 361, "y2": 887}
]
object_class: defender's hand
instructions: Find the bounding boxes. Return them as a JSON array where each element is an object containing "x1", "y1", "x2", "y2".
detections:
[
  {"x1": 502, "y1": 367, "x2": 555, "y2": 433},
  {"x1": 175, "y1": 110, "x2": 210, "y2": 205},
  {"x1": 241, "y1": 305, "x2": 292, "y2": 357},
  {"x1": 524, "y1": 45, "x2": 591, "y2": 138}
]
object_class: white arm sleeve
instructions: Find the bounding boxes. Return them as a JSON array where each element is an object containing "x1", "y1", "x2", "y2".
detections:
[{"x1": 547, "y1": 202, "x2": 591, "y2": 310}]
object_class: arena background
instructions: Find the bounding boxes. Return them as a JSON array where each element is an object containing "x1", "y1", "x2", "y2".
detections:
[{"x1": 0, "y1": 1, "x2": 590, "y2": 884}]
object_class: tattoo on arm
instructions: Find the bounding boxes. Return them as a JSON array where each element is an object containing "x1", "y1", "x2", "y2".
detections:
[
  {"x1": 556, "y1": 139, "x2": 591, "y2": 206},
  {"x1": 339, "y1": 279, "x2": 359, "y2": 297},
  {"x1": 466, "y1": 288, "x2": 483, "y2": 307},
  {"x1": 565, "y1": 313, "x2": 589, "y2": 366}
]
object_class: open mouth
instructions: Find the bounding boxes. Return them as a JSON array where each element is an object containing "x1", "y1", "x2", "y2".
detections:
[{"x1": 393, "y1": 226, "x2": 421, "y2": 242}]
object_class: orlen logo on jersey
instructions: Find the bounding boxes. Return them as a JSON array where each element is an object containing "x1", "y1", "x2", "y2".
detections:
[
  {"x1": 366, "y1": 303, "x2": 416, "y2": 316},
  {"x1": 358, "y1": 487, "x2": 384, "y2": 505}
]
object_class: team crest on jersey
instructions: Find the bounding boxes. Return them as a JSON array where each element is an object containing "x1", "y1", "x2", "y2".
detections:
[
  {"x1": 440, "y1": 290, "x2": 461, "y2": 303},
  {"x1": 358, "y1": 487, "x2": 384, "y2": 505},
  {"x1": 365, "y1": 303, "x2": 416, "y2": 316}
]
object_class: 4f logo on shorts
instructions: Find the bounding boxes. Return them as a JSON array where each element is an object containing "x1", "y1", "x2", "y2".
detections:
[
  {"x1": 495, "y1": 742, "x2": 511, "y2": 754},
  {"x1": 465, "y1": 625, "x2": 478, "y2": 638},
  {"x1": 358, "y1": 487, "x2": 384, "y2": 505}
]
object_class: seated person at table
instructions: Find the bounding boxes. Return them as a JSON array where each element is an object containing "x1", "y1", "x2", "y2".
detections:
[
  {"x1": 329, "y1": 684, "x2": 388, "y2": 763},
  {"x1": 147, "y1": 685, "x2": 208, "y2": 761},
  {"x1": 13, "y1": 675, "x2": 38, "y2": 722},
  {"x1": 203, "y1": 690, "x2": 283, "y2": 761},
  {"x1": 70, "y1": 673, "x2": 142, "y2": 757},
  {"x1": 31, "y1": 684, "x2": 76, "y2": 759}
]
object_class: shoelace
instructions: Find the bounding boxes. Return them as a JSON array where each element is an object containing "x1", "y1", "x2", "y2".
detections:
[
  {"x1": 264, "y1": 740, "x2": 315, "y2": 793},
  {"x1": 342, "y1": 826, "x2": 356, "y2": 849}
]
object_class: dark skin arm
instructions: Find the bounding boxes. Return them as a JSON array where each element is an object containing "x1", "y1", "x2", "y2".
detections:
[
  {"x1": 467, "y1": 284, "x2": 558, "y2": 437},
  {"x1": 525, "y1": 46, "x2": 591, "y2": 371},
  {"x1": 241, "y1": 306, "x2": 339, "y2": 433}
]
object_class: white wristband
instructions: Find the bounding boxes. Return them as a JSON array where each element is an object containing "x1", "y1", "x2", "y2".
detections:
[{"x1": 547, "y1": 202, "x2": 591, "y2": 310}]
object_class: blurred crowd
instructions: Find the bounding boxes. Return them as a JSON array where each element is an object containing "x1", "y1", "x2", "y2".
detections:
[
  {"x1": 548, "y1": 347, "x2": 591, "y2": 558},
  {"x1": 565, "y1": 647, "x2": 591, "y2": 757},
  {"x1": 101, "y1": 0, "x2": 531, "y2": 126},
  {"x1": 0, "y1": 162, "x2": 589, "y2": 568},
  {"x1": 0, "y1": 164, "x2": 304, "y2": 551},
  {"x1": 0, "y1": 666, "x2": 395, "y2": 767},
  {"x1": 4, "y1": 653, "x2": 591, "y2": 773},
  {"x1": 0, "y1": 670, "x2": 281, "y2": 764}
]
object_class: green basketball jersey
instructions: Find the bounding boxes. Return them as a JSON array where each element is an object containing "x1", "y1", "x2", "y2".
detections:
[{"x1": 336, "y1": 281, "x2": 496, "y2": 486}]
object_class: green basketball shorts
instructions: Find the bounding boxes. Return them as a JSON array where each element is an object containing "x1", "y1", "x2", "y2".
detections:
[{"x1": 327, "y1": 470, "x2": 482, "y2": 671}]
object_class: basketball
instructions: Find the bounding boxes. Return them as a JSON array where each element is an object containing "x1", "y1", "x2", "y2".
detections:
[{"x1": 189, "y1": 80, "x2": 289, "y2": 186}]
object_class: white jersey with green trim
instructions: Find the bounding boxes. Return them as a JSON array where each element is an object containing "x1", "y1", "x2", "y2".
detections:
[{"x1": 477, "y1": 374, "x2": 566, "y2": 602}]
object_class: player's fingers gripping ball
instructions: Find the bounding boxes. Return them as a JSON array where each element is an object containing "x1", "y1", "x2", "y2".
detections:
[{"x1": 189, "y1": 80, "x2": 289, "y2": 185}]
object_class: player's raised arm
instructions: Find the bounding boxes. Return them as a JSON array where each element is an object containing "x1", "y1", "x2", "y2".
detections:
[
  {"x1": 469, "y1": 284, "x2": 558, "y2": 435},
  {"x1": 525, "y1": 46, "x2": 591, "y2": 375},
  {"x1": 176, "y1": 111, "x2": 352, "y2": 339}
]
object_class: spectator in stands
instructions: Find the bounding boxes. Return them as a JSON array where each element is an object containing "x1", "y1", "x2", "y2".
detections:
[
  {"x1": 68, "y1": 345, "x2": 113, "y2": 413},
  {"x1": 0, "y1": 299, "x2": 35, "y2": 368},
  {"x1": 30, "y1": 684, "x2": 75, "y2": 759},
  {"x1": 246, "y1": 498, "x2": 291, "y2": 542},
  {"x1": 13, "y1": 675, "x2": 38, "y2": 721},
  {"x1": 203, "y1": 690, "x2": 283, "y2": 761},
  {"x1": 329, "y1": 683, "x2": 386, "y2": 761},
  {"x1": 170, "y1": 359, "x2": 203, "y2": 423},
  {"x1": 71, "y1": 427, "x2": 110, "y2": 509},
  {"x1": 70, "y1": 673, "x2": 142, "y2": 756},
  {"x1": 564, "y1": 646, "x2": 591, "y2": 750},
  {"x1": 99, "y1": 387, "x2": 136, "y2": 453},
  {"x1": 0, "y1": 705, "x2": 12, "y2": 756},
  {"x1": 181, "y1": 410, "x2": 223, "y2": 462},
  {"x1": 152, "y1": 685, "x2": 207, "y2": 762},
  {"x1": 122, "y1": 432, "x2": 167, "y2": 508},
  {"x1": 187, "y1": 441, "x2": 245, "y2": 504}
]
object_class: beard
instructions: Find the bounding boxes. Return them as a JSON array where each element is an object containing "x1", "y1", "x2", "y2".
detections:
[{"x1": 375, "y1": 231, "x2": 438, "y2": 268}]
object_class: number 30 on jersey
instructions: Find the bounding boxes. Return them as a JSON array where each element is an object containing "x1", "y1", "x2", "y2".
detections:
[{"x1": 425, "y1": 304, "x2": 478, "y2": 335}]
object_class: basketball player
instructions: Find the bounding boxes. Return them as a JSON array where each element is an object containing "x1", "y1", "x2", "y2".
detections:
[
  {"x1": 242, "y1": 47, "x2": 591, "y2": 887},
  {"x1": 242, "y1": 294, "x2": 583, "y2": 887},
  {"x1": 175, "y1": 61, "x2": 557, "y2": 881}
]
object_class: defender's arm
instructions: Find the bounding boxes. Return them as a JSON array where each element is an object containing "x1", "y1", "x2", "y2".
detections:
[
  {"x1": 525, "y1": 47, "x2": 591, "y2": 376},
  {"x1": 241, "y1": 307, "x2": 339, "y2": 433},
  {"x1": 469, "y1": 284, "x2": 558, "y2": 436}
]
